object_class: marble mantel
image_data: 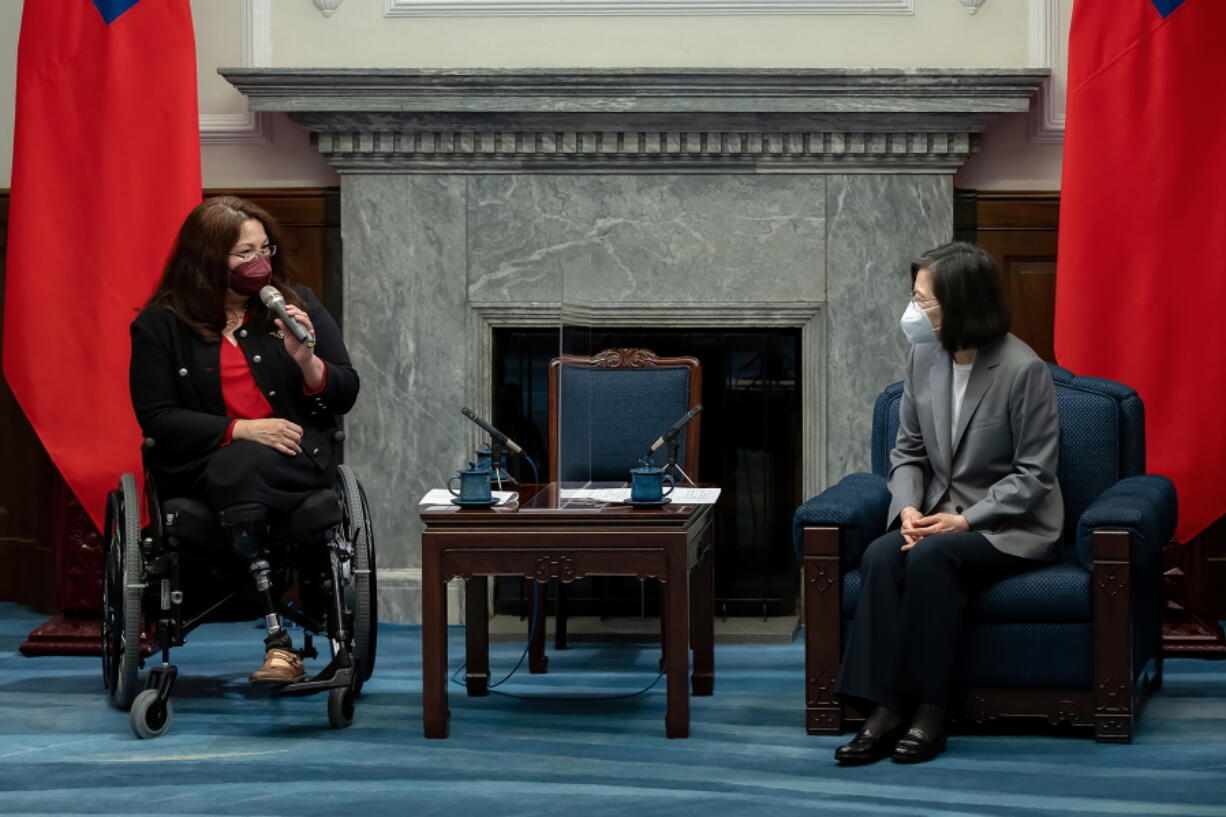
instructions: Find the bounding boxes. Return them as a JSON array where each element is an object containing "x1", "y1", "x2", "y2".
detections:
[
  {"x1": 222, "y1": 68, "x2": 1046, "y2": 623},
  {"x1": 222, "y1": 68, "x2": 1046, "y2": 173}
]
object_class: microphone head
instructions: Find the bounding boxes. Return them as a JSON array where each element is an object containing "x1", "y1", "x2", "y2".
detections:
[{"x1": 258, "y1": 285, "x2": 285, "y2": 307}]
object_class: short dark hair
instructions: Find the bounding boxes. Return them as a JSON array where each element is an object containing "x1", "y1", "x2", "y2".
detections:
[{"x1": 911, "y1": 241, "x2": 1010, "y2": 354}]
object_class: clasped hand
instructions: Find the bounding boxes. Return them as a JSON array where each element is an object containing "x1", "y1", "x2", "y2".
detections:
[
  {"x1": 899, "y1": 507, "x2": 969, "y2": 550},
  {"x1": 233, "y1": 418, "x2": 303, "y2": 456}
]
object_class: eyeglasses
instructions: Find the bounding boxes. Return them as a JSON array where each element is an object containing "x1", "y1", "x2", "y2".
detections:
[
  {"x1": 229, "y1": 245, "x2": 277, "y2": 263},
  {"x1": 910, "y1": 292, "x2": 939, "y2": 311}
]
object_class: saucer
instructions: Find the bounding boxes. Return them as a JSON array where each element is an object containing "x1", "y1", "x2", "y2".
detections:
[
  {"x1": 622, "y1": 497, "x2": 672, "y2": 508},
  {"x1": 452, "y1": 498, "x2": 499, "y2": 508}
]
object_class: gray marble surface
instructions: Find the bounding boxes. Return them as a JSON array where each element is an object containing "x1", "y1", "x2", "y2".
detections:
[
  {"x1": 221, "y1": 67, "x2": 1048, "y2": 117},
  {"x1": 340, "y1": 172, "x2": 955, "y2": 623},
  {"x1": 342, "y1": 175, "x2": 471, "y2": 580},
  {"x1": 374, "y1": 571, "x2": 424, "y2": 626},
  {"x1": 468, "y1": 175, "x2": 825, "y2": 306},
  {"x1": 824, "y1": 174, "x2": 952, "y2": 484}
]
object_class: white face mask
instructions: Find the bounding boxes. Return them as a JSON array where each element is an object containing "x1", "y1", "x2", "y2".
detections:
[{"x1": 900, "y1": 300, "x2": 940, "y2": 345}]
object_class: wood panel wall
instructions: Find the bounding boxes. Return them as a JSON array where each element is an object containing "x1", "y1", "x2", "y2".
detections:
[
  {"x1": 0, "y1": 189, "x2": 338, "y2": 612},
  {"x1": 956, "y1": 191, "x2": 1060, "y2": 363},
  {"x1": 0, "y1": 192, "x2": 56, "y2": 612},
  {"x1": 1200, "y1": 516, "x2": 1226, "y2": 621}
]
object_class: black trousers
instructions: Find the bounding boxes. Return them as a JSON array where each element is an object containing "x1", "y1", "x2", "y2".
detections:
[
  {"x1": 836, "y1": 530, "x2": 1041, "y2": 714},
  {"x1": 192, "y1": 439, "x2": 334, "y2": 515}
]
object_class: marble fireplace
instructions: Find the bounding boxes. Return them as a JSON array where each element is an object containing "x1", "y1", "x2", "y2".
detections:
[{"x1": 222, "y1": 68, "x2": 1047, "y2": 623}]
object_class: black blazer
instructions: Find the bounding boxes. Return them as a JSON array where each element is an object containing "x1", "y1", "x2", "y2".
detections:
[{"x1": 129, "y1": 286, "x2": 359, "y2": 494}]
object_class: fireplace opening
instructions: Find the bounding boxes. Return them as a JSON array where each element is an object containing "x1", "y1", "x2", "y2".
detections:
[{"x1": 491, "y1": 327, "x2": 803, "y2": 620}]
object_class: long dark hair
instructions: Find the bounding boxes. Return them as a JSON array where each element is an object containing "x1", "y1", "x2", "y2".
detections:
[
  {"x1": 911, "y1": 241, "x2": 1011, "y2": 355},
  {"x1": 149, "y1": 196, "x2": 304, "y2": 341}
]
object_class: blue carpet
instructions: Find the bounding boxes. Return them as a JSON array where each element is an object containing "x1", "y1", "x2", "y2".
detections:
[{"x1": 1, "y1": 601, "x2": 1225, "y2": 817}]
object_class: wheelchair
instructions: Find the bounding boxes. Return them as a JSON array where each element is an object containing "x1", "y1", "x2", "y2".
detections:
[{"x1": 101, "y1": 436, "x2": 377, "y2": 739}]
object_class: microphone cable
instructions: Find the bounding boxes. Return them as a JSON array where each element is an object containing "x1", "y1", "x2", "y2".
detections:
[
  {"x1": 521, "y1": 453, "x2": 540, "y2": 484},
  {"x1": 448, "y1": 583, "x2": 666, "y2": 701},
  {"x1": 449, "y1": 583, "x2": 541, "y2": 691}
]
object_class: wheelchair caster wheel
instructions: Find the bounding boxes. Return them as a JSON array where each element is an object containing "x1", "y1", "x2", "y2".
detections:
[
  {"x1": 328, "y1": 687, "x2": 355, "y2": 730},
  {"x1": 130, "y1": 688, "x2": 173, "y2": 739}
]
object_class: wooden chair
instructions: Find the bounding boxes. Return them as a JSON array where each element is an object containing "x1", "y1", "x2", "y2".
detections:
[{"x1": 528, "y1": 347, "x2": 701, "y2": 670}]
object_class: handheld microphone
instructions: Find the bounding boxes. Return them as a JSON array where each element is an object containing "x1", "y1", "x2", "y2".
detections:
[
  {"x1": 646, "y1": 404, "x2": 702, "y2": 456},
  {"x1": 461, "y1": 407, "x2": 524, "y2": 454},
  {"x1": 259, "y1": 286, "x2": 315, "y2": 348}
]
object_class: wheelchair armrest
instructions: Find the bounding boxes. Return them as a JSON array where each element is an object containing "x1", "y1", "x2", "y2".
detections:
[
  {"x1": 793, "y1": 472, "x2": 890, "y2": 570},
  {"x1": 1076, "y1": 474, "x2": 1177, "y2": 572}
]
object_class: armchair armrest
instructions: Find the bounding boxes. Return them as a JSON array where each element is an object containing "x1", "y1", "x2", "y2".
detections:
[
  {"x1": 793, "y1": 472, "x2": 890, "y2": 569},
  {"x1": 1081, "y1": 475, "x2": 1175, "y2": 740},
  {"x1": 1076, "y1": 474, "x2": 1178, "y2": 572}
]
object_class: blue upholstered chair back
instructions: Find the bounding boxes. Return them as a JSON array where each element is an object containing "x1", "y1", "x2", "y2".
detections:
[
  {"x1": 870, "y1": 361, "x2": 1147, "y2": 552},
  {"x1": 556, "y1": 364, "x2": 693, "y2": 483}
]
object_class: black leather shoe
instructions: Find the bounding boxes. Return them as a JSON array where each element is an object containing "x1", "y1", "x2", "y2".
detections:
[
  {"x1": 834, "y1": 721, "x2": 907, "y2": 765},
  {"x1": 891, "y1": 726, "x2": 947, "y2": 763}
]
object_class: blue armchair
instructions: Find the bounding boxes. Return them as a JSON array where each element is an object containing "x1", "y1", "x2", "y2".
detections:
[{"x1": 794, "y1": 363, "x2": 1176, "y2": 742}]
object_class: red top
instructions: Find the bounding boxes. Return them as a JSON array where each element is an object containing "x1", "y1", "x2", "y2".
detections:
[
  {"x1": 219, "y1": 321, "x2": 327, "y2": 445},
  {"x1": 221, "y1": 337, "x2": 274, "y2": 422}
]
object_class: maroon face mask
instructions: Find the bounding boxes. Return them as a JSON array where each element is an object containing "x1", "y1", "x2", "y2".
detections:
[{"x1": 228, "y1": 255, "x2": 272, "y2": 296}]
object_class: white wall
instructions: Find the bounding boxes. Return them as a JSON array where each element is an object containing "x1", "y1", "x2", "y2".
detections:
[
  {"x1": 0, "y1": 2, "x2": 17, "y2": 191},
  {"x1": 957, "y1": 0, "x2": 1069, "y2": 190},
  {"x1": 192, "y1": 0, "x2": 336, "y2": 186},
  {"x1": 271, "y1": 0, "x2": 1030, "y2": 69},
  {"x1": 0, "y1": 0, "x2": 1072, "y2": 191}
]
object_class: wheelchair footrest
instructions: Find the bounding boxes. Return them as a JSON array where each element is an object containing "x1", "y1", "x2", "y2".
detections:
[{"x1": 270, "y1": 655, "x2": 352, "y2": 698}]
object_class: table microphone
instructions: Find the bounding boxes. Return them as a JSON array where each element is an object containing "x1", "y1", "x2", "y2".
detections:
[
  {"x1": 460, "y1": 407, "x2": 524, "y2": 454},
  {"x1": 646, "y1": 404, "x2": 703, "y2": 457}
]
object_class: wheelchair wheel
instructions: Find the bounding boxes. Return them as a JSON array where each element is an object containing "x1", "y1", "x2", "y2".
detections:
[
  {"x1": 102, "y1": 473, "x2": 143, "y2": 711},
  {"x1": 327, "y1": 686, "x2": 355, "y2": 730},
  {"x1": 129, "y1": 688, "x2": 172, "y2": 739},
  {"x1": 338, "y1": 465, "x2": 377, "y2": 691}
]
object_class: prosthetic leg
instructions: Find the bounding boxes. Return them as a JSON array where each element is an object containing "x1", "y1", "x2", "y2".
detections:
[{"x1": 220, "y1": 503, "x2": 305, "y2": 685}]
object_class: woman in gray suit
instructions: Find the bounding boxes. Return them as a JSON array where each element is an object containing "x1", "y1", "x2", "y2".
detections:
[{"x1": 835, "y1": 241, "x2": 1063, "y2": 765}]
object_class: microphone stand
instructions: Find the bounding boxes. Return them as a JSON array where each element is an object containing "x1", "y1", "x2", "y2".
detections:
[
  {"x1": 486, "y1": 440, "x2": 516, "y2": 489},
  {"x1": 664, "y1": 437, "x2": 696, "y2": 487},
  {"x1": 460, "y1": 406, "x2": 539, "y2": 484},
  {"x1": 647, "y1": 403, "x2": 701, "y2": 487}
]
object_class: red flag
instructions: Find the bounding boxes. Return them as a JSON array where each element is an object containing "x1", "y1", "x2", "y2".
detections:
[
  {"x1": 3, "y1": 0, "x2": 201, "y2": 531},
  {"x1": 1055, "y1": 0, "x2": 1226, "y2": 542}
]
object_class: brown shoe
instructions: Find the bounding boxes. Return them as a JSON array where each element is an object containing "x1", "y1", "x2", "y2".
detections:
[{"x1": 249, "y1": 648, "x2": 305, "y2": 686}]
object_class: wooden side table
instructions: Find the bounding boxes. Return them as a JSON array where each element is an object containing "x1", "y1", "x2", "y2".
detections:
[{"x1": 419, "y1": 483, "x2": 715, "y2": 738}]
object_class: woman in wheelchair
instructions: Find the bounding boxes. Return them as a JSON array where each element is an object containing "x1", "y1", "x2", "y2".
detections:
[
  {"x1": 834, "y1": 242, "x2": 1063, "y2": 765},
  {"x1": 129, "y1": 195, "x2": 359, "y2": 687}
]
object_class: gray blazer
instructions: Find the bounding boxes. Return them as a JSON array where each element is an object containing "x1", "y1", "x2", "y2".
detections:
[{"x1": 887, "y1": 333, "x2": 1064, "y2": 561}]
